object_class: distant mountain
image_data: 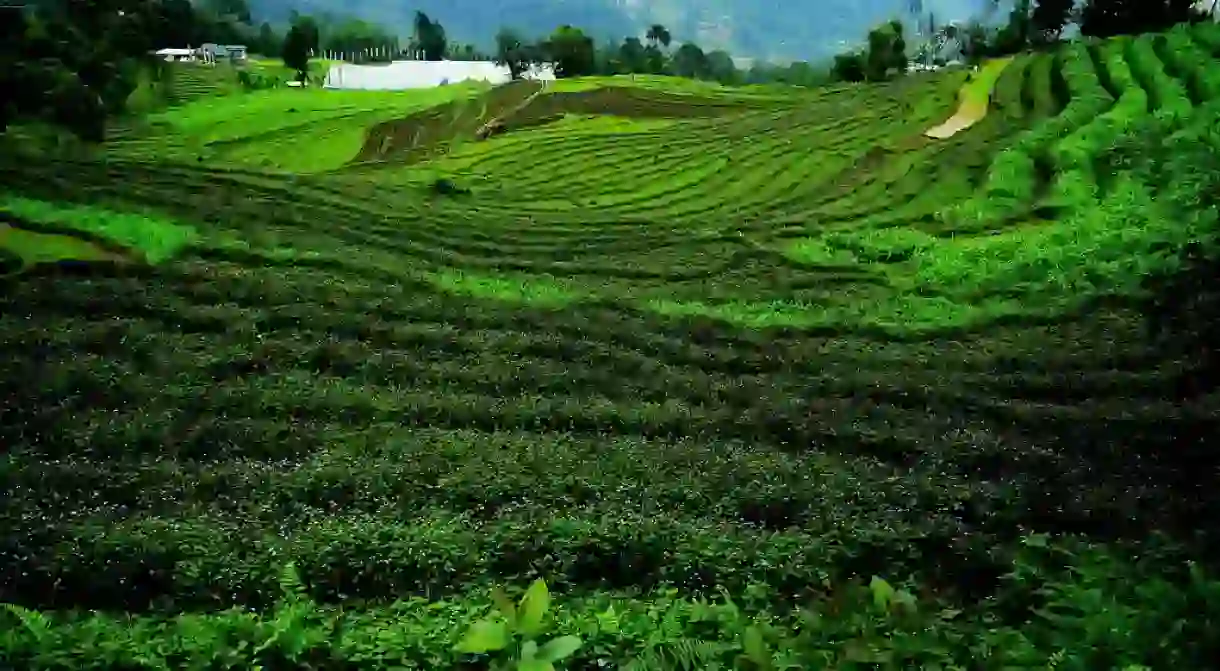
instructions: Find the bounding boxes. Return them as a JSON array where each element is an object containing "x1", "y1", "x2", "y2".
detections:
[{"x1": 249, "y1": 0, "x2": 991, "y2": 61}]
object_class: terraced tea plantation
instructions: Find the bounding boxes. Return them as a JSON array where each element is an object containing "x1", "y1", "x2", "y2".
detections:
[{"x1": 2, "y1": 24, "x2": 1220, "y2": 670}]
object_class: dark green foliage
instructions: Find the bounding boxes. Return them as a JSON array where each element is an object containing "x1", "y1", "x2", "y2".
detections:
[
  {"x1": 5, "y1": 20, "x2": 1220, "y2": 670},
  {"x1": 1032, "y1": 0, "x2": 1075, "y2": 41},
  {"x1": 2, "y1": 539, "x2": 1219, "y2": 668},
  {"x1": 831, "y1": 52, "x2": 867, "y2": 83},
  {"x1": 0, "y1": 0, "x2": 163, "y2": 140},
  {"x1": 432, "y1": 177, "x2": 472, "y2": 196},
  {"x1": 671, "y1": 43, "x2": 709, "y2": 79},
  {"x1": 544, "y1": 25, "x2": 597, "y2": 78},
  {"x1": 864, "y1": 20, "x2": 907, "y2": 82},
  {"x1": 281, "y1": 23, "x2": 311, "y2": 83},
  {"x1": 1081, "y1": 0, "x2": 1204, "y2": 38},
  {"x1": 0, "y1": 248, "x2": 21, "y2": 275},
  {"x1": 413, "y1": 11, "x2": 448, "y2": 61},
  {"x1": 495, "y1": 28, "x2": 540, "y2": 80},
  {"x1": 646, "y1": 24, "x2": 672, "y2": 49}
]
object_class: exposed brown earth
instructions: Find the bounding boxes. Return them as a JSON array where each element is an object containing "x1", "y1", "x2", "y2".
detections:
[{"x1": 352, "y1": 84, "x2": 753, "y2": 165}]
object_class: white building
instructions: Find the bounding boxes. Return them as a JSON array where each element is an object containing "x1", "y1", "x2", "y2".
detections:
[
  {"x1": 324, "y1": 60, "x2": 555, "y2": 90},
  {"x1": 197, "y1": 44, "x2": 248, "y2": 65},
  {"x1": 154, "y1": 48, "x2": 196, "y2": 62}
]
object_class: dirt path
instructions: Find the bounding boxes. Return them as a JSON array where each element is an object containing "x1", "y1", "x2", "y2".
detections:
[{"x1": 925, "y1": 57, "x2": 1016, "y2": 139}]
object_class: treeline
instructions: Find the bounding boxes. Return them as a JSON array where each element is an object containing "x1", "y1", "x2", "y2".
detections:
[{"x1": 1, "y1": 0, "x2": 1212, "y2": 142}]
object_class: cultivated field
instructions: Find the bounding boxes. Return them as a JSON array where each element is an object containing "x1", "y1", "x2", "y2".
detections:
[{"x1": 2, "y1": 24, "x2": 1219, "y2": 669}]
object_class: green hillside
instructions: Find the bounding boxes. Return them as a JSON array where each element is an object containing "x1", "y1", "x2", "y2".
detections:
[{"x1": 2, "y1": 23, "x2": 1219, "y2": 670}]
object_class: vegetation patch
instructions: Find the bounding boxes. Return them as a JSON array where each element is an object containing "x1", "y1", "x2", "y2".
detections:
[
  {"x1": 0, "y1": 195, "x2": 196, "y2": 263},
  {"x1": 3, "y1": 10, "x2": 1220, "y2": 670}
]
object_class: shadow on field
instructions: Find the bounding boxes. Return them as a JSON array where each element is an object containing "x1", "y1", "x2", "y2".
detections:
[{"x1": 352, "y1": 84, "x2": 752, "y2": 164}]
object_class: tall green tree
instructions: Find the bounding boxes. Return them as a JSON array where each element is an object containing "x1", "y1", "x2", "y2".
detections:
[
  {"x1": 618, "y1": 36, "x2": 647, "y2": 73},
  {"x1": 412, "y1": 12, "x2": 447, "y2": 61},
  {"x1": 1079, "y1": 0, "x2": 1201, "y2": 37},
  {"x1": 544, "y1": 25, "x2": 596, "y2": 78},
  {"x1": 153, "y1": 0, "x2": 204, "y2": 47},
  {"x1": 255, "y1": 22, "x2": 280, "y2": 57},
  {"x1": 1, "y1": 0, "x2": 162, "y2": 141},
  {"x1": 960, "y1": 20, "x2": 994, "y2": 65},
  {"x1": 831, "y1": 51, "x2": 867, "y2": 82},
  {"x1": 672, "y1": 42, "x2": 709, "y2": 79},
  {"x1": 282, "y1": 23, "x2": 311, "y2": 84},
  {"x1": 1031, "y1": 0, "x2": 1075, "y2": 41},
  {"x1": 704, "y1": 50, "x2": 740, "y2": 84},
  {"x1": 289, "y1": 12, "x2": 321, "y2": 56},
  {"x1": 864, "y1": 20, "x2": 907, "y2": 81},
  {"x1": 646, "y1": 24, "x2": 672, "y2": 49},
  {"x1": 495, "y1": 28, "x2": 537, "y2": 79}
]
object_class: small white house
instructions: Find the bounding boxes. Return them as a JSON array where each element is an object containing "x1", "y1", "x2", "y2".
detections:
[
  {"x1": 154, "y1": 48, "x2": 196, "y2": 62},
  {"x1": 324, "y1": 60, "x2": 555, "y2": 90},
  {"x1": 197, "y1": 44, "x2": 249, "y2": 64}
]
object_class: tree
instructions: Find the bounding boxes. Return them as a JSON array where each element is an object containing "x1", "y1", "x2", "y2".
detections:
[
  {"x1": 672, "y1": 42, "x2": 709, "y2": 79},
  {"x1": 495, "y1": 28, "x2": 537, "y2": 79},
  {"x1": 282, "y1": 23, "x2": 311, "y2": 84},
  {"x1": 618, "y1": 36, "x2": 647, "y2": 73},
  {"x1": 864, "y1": 20, "x2": 907, "y2": 81},
  {"x1": 2, "y1": 0, "x2": 162, "y2": 141},
  {"x1": 153, "y1": 0, "x2": 204, "y2": 48},
  {"x1": 1080, "y1": 0, "x2": 1201, "y2": 37},
  {"x1": 1031, "y1": 0, "x2": 1075, "y2": 41},
  {"x1": 255, "y1": 22, "x2": 280, "y2": 57},
  {"x1": 289, "y1": 12, "x2": 321, "y2": 56},
  {"x1": 960, "y1": 20, "x2": 994, "y2": 65},
  {"x1": 992, "y1": 0, "x2": 1033, "y2": 54},
  {"x1": 704, "y1": 50, "x2": 740, "y2": 84},
  {"x1": 544, "y1": 25, "x2": 596, "y2": 78},
  {"x1": 831, "y1": 51, "x2": 867, "y2": 82},
  {"x1": 646, "y1": 24, "x2": 672, "y2": 49},
  {"x1": 412, "y1": 12, "x2": 447, "y2": 61},
  {"x1": 205, "y1": 0, "x2": 251, "y2": 25}
]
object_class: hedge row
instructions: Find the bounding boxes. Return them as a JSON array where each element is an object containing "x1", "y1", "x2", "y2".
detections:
[
  {"x1": 2, "y1": 497, "x2": 995, "y2": 613},
  {"x1": 1126, "y1": 35, "x2": 1193, "y2": 127},
  {"x1": 950, "y1": 42, "x2": 1114, "y2": 226},
  {"x1": 1159, "y1": 27, "x2": 1220, "y2": 102},
  {"x1": 1047, "y1": 39, "x2": 1148, "y2": 205},
  {"x1": 4, "y1": 536, "x2": 1219, "y2": 670}
]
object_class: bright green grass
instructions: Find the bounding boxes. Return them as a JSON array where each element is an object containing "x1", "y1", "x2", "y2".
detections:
[
  {"x1": 141, "y1": 85, "x2": 487, "y2": 145},
  {"x1": 0, "y1": 224, "x2": 119, "y2": 266},
  {"x1": 425, "y1": 269, "x2": 585, "y2": 307},
  {"x1": 0, "y1": 195, "x2": 197, "y2": 263},
  {"x1": 114, "y1": 85, "x2": 491, "y2": 171}
]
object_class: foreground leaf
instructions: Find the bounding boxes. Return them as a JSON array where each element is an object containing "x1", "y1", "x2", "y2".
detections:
[{"x1": 454, "y1": 618, "x2": 510, "y2": 654}]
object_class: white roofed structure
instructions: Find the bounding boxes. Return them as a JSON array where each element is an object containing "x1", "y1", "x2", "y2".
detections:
[{"x1": 324, "y1": 60, "x2": 555, "y2": 90}]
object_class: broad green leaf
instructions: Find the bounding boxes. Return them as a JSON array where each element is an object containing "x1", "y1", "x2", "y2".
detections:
[
  {"x1": 521, "y1": 640, "x2": 539, "y2": 660},
  {"x1": 517, "y1": 660, "x2": 554, "y2": 671},
  {"x1": 869, "y1": 576, "x2": 895, "y2": 612},
  {"x1": 743, "y1": 626, "x2": 770, "y2": 667},
  {"x1": 537, "y1": 635, "x2": 582, "y2": 663},
  {"x1": 518, "y1": 579, "x2": 550, "y2": 637},
  {"x1": 491, "y1": 587, "x2": 517, "y2": 627},
  {"x1": 596, "y1": 605, "x2": 619, "y2": 634},
  {"x1": 454, "y1": 618, "x2": 510, "y2": 654}
]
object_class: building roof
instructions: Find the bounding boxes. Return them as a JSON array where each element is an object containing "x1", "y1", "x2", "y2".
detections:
[{"x1": 324, "y1": 60, "x2": 554, "y2": 90}]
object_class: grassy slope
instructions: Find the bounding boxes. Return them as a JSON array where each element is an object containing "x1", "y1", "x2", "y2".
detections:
[
  {"x1": 110, "y1": 84, "x2": 490, "y2": 172},
  {"x1": 2, "y1": 27, "x2": 1220, "y2": 669}
]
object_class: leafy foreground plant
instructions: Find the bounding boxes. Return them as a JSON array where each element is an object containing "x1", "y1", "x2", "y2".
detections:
[
  {"x1": 453, "y1": 579, "x2": 582, "y2": 671},
  {"x1": 2, "y1": 535, "x2": 1219, "y2": 669}
]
